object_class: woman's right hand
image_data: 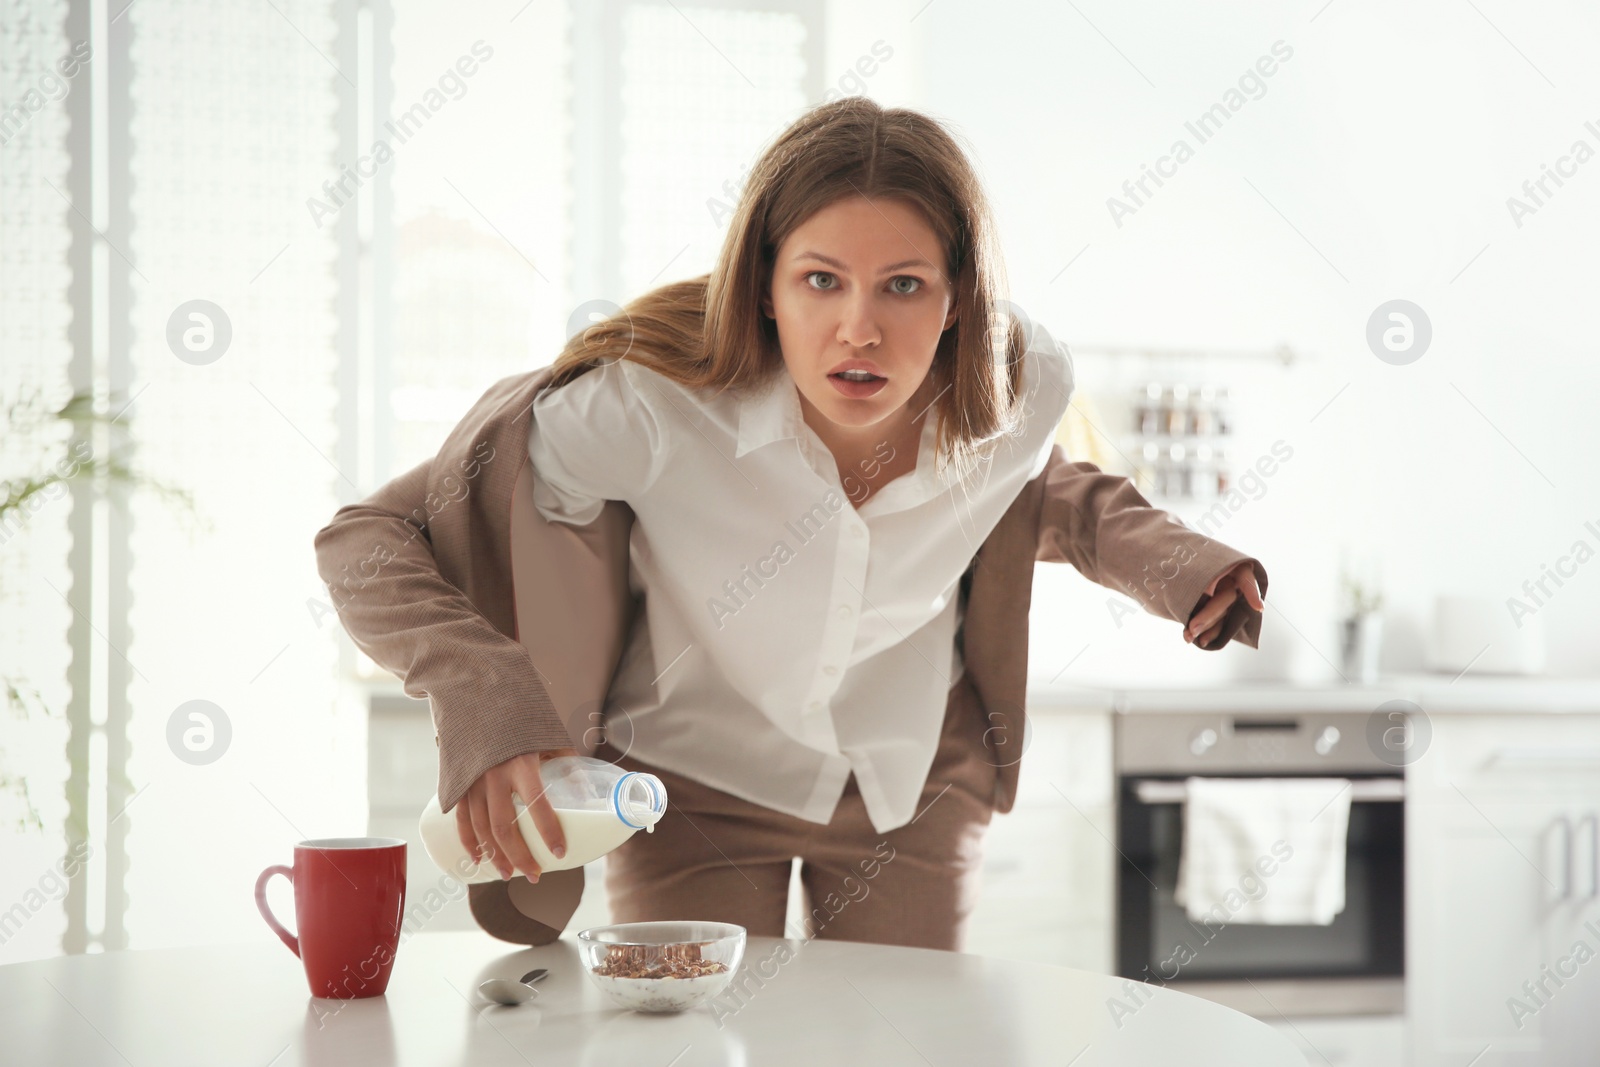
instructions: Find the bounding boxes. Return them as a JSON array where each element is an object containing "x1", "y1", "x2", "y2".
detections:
[{"x1": 456, "y1": 747, "x2": 578, "y2": 882}]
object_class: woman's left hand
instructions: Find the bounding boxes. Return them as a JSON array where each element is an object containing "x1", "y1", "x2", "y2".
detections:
[{"x1": 1183, "y1": 561, "x2": 1266, "y2": 648}]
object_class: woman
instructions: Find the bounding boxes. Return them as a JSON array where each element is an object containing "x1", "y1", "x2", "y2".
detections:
[{"x1": 316, "y1": 97, "x2": 1267, "y2": 951}]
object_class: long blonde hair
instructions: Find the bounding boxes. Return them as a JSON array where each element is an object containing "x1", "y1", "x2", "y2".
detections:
[{"x1": 547, "y1": 96, "x2": 1031, "y2": 480}]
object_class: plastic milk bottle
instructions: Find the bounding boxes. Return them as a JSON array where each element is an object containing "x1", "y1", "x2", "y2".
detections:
[{"x1": 419, "y1": 755, "x2": 667, "y2": 882}]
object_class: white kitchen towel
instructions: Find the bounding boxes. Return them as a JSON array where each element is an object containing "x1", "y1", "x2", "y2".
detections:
[{"x1": 1173, "y1": 777, "x2": 1352, "y2": 926}]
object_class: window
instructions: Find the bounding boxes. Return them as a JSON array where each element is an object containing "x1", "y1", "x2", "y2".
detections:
[{"x1": 1, "y1": 0, "x2": 829, "y2": 961}]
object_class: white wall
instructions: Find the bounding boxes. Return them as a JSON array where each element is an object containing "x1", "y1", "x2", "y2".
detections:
[{"x1": 876, "y1": 0, "x2": 1600, "y2": 684}]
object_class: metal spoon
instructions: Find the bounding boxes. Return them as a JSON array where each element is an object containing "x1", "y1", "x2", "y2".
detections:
[{"x1": 477, "y1": 967, "x2": 550, "y2": 1006}]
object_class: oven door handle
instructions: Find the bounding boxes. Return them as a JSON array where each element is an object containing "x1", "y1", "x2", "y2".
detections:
[
  {"x1": 1131, "y1": 778, "x2": 1406, "y2": 804},
  {"x1": 1553, "y1": 814, "x2": 1574, "y2": 902},
  {"x1": 1587, "y1": 811, "x2": 1600, "y2": 901}
]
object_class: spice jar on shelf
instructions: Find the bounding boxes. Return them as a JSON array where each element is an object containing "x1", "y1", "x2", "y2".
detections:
[
  {"x1": 1168, "y1": 441, "x2": 1191, "y2": 498},
  {"x1": 1192, "y1": 443, "x2": 1219, "y2": 502},
  {"x1": 1133, "y1": 382, "x2": 1161, "y2": 435},
  {"x1": 1167, "y1": 384, "x2": 1190, "y2": 436},
  {"x1": 1192, "y1": 384, "x2": 1217, "y2": 436},
  {"x1": 1152, "y1": 382, "x2": 1177, "y2": 435},
  {"x1": 1152, "y1": 460, "x2": 1170, "y2": 499},
  {"x1": 1134, "y1": 440, "x2": 1160, "y2": 496}
]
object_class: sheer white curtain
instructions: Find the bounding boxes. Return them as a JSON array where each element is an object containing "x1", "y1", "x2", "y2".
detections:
[
  {"x1": 118, "y1": 0, "x2": 350, "y2": 953},
  {"x1": 0, "y1": 0, "x2": 80, "y2": 966},
  {"x1": 2, "y1": 0, "x2": 834, "y2": 961}
]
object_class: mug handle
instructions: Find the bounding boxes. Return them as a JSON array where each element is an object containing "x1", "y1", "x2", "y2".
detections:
[{"x1": 255, "y1": 865, "x2": 300, "y2": 957}]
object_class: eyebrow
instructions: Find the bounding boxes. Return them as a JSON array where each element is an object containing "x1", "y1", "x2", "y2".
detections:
[{"x1": 793, "y1": 251, "x2": 937, "y2": 275}]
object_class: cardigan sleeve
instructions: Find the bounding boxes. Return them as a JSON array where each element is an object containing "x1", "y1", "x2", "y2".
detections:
[
  {"x1": 528, "y1": 359, "x2": 675, "y2": 526},
  {"x1": 312, "y1": 457, "x2": 576, "y2": 813},
  {"x1": 1035, "y1": 446, "x2": 1268, "y2": 650}
]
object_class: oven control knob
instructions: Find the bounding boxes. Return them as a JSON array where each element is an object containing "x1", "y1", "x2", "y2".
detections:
[
  {"x1": 1314, "y1": 726, "x2": 1341, "y2": 755},
  {"x1": 1189, "y1": 727, "x2": 1218, "y2": 756}
]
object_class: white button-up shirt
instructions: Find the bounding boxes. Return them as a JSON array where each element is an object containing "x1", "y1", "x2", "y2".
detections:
[{"x1": 526, "y1": 327, "x2": 1073, "y2": 833}]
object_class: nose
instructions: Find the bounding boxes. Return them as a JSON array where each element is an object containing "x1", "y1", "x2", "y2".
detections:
[{"x1": 835, "y1": 292, "x2": 882, "y2": 349}]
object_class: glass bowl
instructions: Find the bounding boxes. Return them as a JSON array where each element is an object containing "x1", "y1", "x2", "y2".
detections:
[{"x1": 576, "y1": 921, "x2": 746, "y2": 1013}]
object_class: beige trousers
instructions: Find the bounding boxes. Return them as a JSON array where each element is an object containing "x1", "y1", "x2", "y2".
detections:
[{"x1": 593, "y1": 671, "x2": 999, "y2": 952}]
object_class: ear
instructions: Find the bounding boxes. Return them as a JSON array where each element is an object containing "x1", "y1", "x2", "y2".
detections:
[{"x1": 943, "y1": 300, "x2": 958, "y2": 332}]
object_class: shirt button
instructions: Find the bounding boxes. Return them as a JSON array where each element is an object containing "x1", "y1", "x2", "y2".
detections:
[
  {"x1": 836, "y1": 605, "x2": 852, "y2": 618},
  {"x1": 823, "y1": 665, "x2": 838, "y2": 676},
  {"x1": 809, "y1": 701, "x2": 822, "y2": 713},
  {"x1": 851, "y1": 525, "x2": 865, "y2": 538}
]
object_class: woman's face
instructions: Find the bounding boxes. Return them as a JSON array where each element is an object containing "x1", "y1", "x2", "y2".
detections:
[{"x1": 762, "y1": 195, "x2": 958, "y2": 440}]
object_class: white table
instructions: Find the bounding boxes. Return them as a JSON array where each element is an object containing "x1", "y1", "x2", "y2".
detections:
[{"x1": 2, "y1": 930, "x2": 1307, "y2": 1065}]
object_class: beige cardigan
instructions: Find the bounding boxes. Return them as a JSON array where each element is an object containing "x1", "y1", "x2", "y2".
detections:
[{"x1": 314, "y1": 362, "x2": 1267, "y2": 823}]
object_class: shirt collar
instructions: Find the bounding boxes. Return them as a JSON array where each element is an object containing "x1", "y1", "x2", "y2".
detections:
[
  {"x1": 734, "y1": 366, "x2": 958, "y2": 516},
  {"x1": 734, "y1": 365, "x2": 802, "y2": 459}
]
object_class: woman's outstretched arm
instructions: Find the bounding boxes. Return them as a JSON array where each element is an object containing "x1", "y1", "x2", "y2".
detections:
[{"x1": 1035, "y1": 444, "x2": 1269, "y2": 650}]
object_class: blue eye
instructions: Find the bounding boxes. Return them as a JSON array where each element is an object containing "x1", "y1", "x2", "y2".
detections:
[{"x1": 804, "y1": 272, "x2": 923, "y2": 296}]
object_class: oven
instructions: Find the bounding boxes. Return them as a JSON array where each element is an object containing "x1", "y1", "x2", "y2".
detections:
[{"x1": 1114, "y1": 710, "x2": 1405, "y2": 1017}]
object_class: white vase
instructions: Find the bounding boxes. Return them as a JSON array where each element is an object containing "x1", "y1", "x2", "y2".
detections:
[{"x1": 1340, "y1": 614, "x2": 1383, "y2": 683}]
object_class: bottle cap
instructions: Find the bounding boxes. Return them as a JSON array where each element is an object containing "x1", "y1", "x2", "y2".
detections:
[{"x1": 613, "y1": 771, "x2": 667, "y2": 830}]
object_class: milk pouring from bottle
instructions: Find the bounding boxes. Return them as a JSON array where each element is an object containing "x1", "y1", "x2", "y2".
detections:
[{"x1": 418, "y1": 755, "x2": 667, "y2": 881}]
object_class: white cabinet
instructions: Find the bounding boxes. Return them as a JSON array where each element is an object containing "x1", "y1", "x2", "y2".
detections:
[
  {"x1": 1407, "y1": 713, "x2": 1600, "y2": 1067},
  {"x1": 963, "y1": 707, "x2": 1115, "y2": 972}
]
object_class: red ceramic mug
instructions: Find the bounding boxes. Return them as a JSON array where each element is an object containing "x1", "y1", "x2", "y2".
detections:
[{"x1": 256, "y1": 837, "x2": 407, "y2": 999}]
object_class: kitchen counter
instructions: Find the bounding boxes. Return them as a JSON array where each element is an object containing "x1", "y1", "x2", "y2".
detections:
[{"x1": 1027, "y1": 672, "x2": 1600, "y2": 714}]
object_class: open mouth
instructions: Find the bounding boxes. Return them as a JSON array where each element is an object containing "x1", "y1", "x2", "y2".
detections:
[{"x1": 827, "y1": 370, "x2": 889, "y2": 398}]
